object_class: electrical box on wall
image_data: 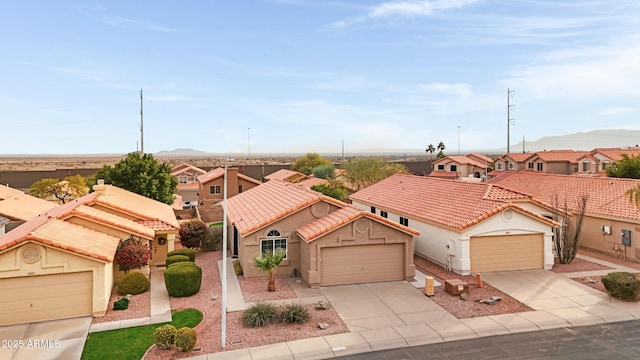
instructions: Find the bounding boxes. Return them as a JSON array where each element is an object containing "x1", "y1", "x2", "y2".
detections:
[{"x1": 622, "y1": 229, "x2": 632, "y2": 246}]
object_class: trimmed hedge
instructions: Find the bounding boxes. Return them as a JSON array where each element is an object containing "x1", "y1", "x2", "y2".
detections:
[
  {"x1": 164, "y1": 262, "x2": 202, "y2": 297},
  {"x1": 167, "y1": 249, "x2": 196, "y2": 262},
  {"x1": 166, "y1": 254, "x2": 190, "y2": 267},
  {"x1": 175, "y1": 327, "x2": 198, "y2": 352},
  {"x1": 154, "y1": 324, "x2": 177, "y2": 350},
  {"x1": 117, "y1": 271, "x2": 150, "y2": 295},
  {"x1": 602, "y1": 272, "x2": 640, "y2": 301}
]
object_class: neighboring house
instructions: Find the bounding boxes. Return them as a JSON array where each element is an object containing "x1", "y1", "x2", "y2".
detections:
[
  {"x1": 264, "y1": 168, "x2": 328, "y2": 188},
  {"x1": 350, "y1": 174, "x2": 557, "y2": 275},
  {"x1": 226, "y1": 180, "x2": 419, "y2": 288},
  {"x1": 488, "y1": 172, "x2": 640, "y2": 261},
  {"x1": 0, "y1": 180, "x2": 179, "y2": 326},
  {"x1": 430, "y1": 154, "x2": 491, "y2": 181},
  {"x1": 171, "y1": 163, "x2": 207, "y2": 205},
  {"x1": 576, "y1": 148, "x2": 640, "y2": 176},
  {"x1": 491, "y1": 153, "x2": 533, "y2": 175},
  {"x1": 0, "y1": 184, "x2": 58, "y2": 232},
  {"x1": 197, "y1": 167, "x2": 262, "y2": 204},
  {"x1": 491, "y1": 150, "x2": 591, "y2": 177}
]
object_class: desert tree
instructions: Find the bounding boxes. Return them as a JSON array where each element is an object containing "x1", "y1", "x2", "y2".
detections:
[
  {"x1": 29, "y1": 174, "x2": 89, "y2": 204},
  {"x1": 606, "y1": 154, "x2": 640, "y2": 179},
  {"x1": 311, "y1": 180, "x2": 348, "y2": 201},
  {"x1": 291, "y1": 153, "x2": 332, "y2": 175},
  {"x1": 95, "y1": 152, "x2": 178, "y2": 204},
  {"x1": 312, "y1": 164, "x2": 335, "y2": 180},
  {"x1": 626, "y1": 183, "x2": 640, "y2": 210},
  {"x1": 343, "y1": 157, "x2": 407, "y2": 191},
  {"x1": 552, "y1": 194, "x2": 588, "y2": 264}
]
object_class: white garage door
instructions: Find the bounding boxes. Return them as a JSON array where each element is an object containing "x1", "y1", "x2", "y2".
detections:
[
  {"x1": 0, "y1": 272, "x2": 92, "y2": 326},
  {"x1": 320, "y1": 244, "x2": 404, "y2": 286},
  {"x1": 470, "y1": 234, "x2": 543, "y2": 273}
]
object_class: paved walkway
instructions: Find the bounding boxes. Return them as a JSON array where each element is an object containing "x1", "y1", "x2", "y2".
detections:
[
  {"x1": 89, "y1": 267, "x2": 172, "y2": 333},
  {"x1": 183, "y1": 254, "x2": 640, "y2": 360}
]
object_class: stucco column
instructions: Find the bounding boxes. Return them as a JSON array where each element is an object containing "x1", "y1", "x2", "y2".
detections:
[
  {"x1": 544, "y1": 232, "x2": 554, "y2": 269},
  {"x1": 458, "y1": 236, "x2": 471, "y2": 275}
]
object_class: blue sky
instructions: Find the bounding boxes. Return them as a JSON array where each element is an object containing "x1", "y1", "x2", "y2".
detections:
[{"x1": 1, "y1": 0, "x2": 639, "y2": 155}]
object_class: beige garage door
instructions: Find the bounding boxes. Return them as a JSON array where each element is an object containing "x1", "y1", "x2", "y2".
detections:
[
  {"x1": 0, "y1": 272, "x2": 92, "y2": 326},
  {"x1": 470, "y1": 234, "x2": 543, "y2": 273},
  {"x1": 320, "y1": 244, "x2": 404, "y2": 286}
]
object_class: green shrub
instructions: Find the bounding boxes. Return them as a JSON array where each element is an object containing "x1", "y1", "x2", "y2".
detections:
[
  {"x1": 602, "y1": 272, "x2": 640, "y2": 301},
  {"x1": 174, "y1": 327, "x2": 198, "y2": 352},
  {"x1": 166, "y1": 254, "x2": 190, "y2": 266},
  {"x1": 168, "y1": 260, "x2": 194, "y2": 268},
  {"x1": 233, "y1": 259, "x2": 243, "y2": 276},
  {"x1": 167, "y1": 249, "x2": 196, "y2": 262},
  {"x1": 279, "y1": 302, "x2": 309, "y2": 324},
  {"x1": 117, "y1": 271, "x2": 150, "y2": 295},
  {"x1": 164, "y1": 262, "x2": 202, "y2": 297},
  {"x1": 113, "y1": 297, "x2": 129, "y2": 311},
  {"x1": 201, "y1": 227, "x2": 222, "y2": 252},
  {"x1": 154, "y1": 324, "x2": 177, "y2": 350},
  {"x1": 242, "y1": 301, "x2": 278, "y2": 327}
]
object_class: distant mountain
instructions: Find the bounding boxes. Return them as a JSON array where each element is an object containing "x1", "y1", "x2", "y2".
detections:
[
  {"x1": 155, "y1": 148, "x2": 210, "y2": 157},
  {"x1": 492, "y1": 129, "x2": 640, "y2": 154}
]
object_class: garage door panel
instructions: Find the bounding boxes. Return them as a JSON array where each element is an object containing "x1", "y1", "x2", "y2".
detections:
[
  {"x1": 321, "y1": 244, "x2": 404, "y2": 286},
  {"x1": 0, "y1": 272, "x2": 92, "y2": 325},
  {"x1": 470, "y1": 234, "x2": 543, "y2": 273}
]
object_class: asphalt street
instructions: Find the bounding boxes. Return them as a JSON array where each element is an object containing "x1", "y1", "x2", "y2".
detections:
[{"x1": 336, "y1": 319, "x2": 640, "y2": 360}]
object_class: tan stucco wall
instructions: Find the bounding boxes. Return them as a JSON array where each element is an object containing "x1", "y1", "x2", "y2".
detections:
[
  {"x1": 236, "y1": 201, "x2": 341, "y2": 280},
  {"x1": 300, "y1": 218, "x2": 415, "y2": 288},
  {"x1": 0, "y1": 242, "x2": 111, "y2": 317},
  {"x1": 577, "y1": 215, "x2": 640, "y2": 261}
]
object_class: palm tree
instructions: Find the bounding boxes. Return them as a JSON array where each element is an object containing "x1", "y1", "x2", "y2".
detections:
[
  {"x1": 436, "y1": 141, "x2": 446, "y2": 159},
  {"x1": 426, "y1": 144, "x2": 436, "y2": 160},
  {"x1": 254, "y1": 248, "x2": 286, "y2": 292},
  {"x1": 627, "y1": 183, "x2": 640, "y2": 209}
]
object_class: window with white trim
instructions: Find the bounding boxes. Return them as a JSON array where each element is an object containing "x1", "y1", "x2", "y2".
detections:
[
  {"x1": 508, "y1": 162, "x2": 514, "y2": 170},
  {"x1": 536, "y1": 162, "x2": 543, "y2": 171},
  {"x1": 437, "y1": 164, "x2": 445, "y2": 170},
  {"x1": 260, "y1": 230, "x2": 287, "y2": 258},
  {"x1": 497, "y1": 162, "x2": 503, "y2": 170},
  {"x1": 399, "y1": 217, "x2": 409, "y2": 226},
  {"x1": 582, "y1": 162, "x2": 590, "y2": 172},
  {"x1": 380, "y1": 211, "x2": 388, "y2": 218},
  {"x1": 450, "y1": 165, "x2": 457, "y2": 172},
  {"x1": 527, "y1": 162, "x2": 534, "y2": 169},
  {"x1": 370, "y1": 206, "x2": 376, "y2": 214},
  {"x1": 209, "y1": 185, "x2": 221, "y2": 194}
]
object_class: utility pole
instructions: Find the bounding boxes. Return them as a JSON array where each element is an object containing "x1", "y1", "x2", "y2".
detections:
[
  {"x1": 248, "y1": 127, "x2": 251, "y2": 158},
  {"x1": 522, "y1": 136, "x2": 525, "y2": 153},
  {"x1": 140, "y1": 89, "x2": 144, "y2": 155},
  {"x1": 507, "y1": 89, "x2": 515, "y2": 154},
  {"x1": 341, "y1": 139, "x2": 345, "y2": 163},
  {"x1": 457, "y1": 125, "x2": 461, "y2": 155}
]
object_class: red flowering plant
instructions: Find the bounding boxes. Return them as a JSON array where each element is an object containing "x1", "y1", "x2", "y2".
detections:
[{"x1": 114, "y1": 237, "x2": 151, "y2": 273}]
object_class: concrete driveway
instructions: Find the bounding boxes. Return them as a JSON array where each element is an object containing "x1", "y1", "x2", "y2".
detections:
[{"x1": 0, "y1": 317, "x2": 91, "y2": 360}]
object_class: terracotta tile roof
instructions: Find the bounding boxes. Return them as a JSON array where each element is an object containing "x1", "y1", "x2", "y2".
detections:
[
  {"x1": 467, "y1": 153, "x2": 494, "y2": 163},
  {"x1": 135, "y1": 219, "x2": 178, "y2": 231},
  {"x1": 72, "y1": 205, "x2": 156, "y2": 238},
  {"x1": 488, "y1": 172, "x2": 640, "y2": 221},
  {"x1": 349, "y1": 173, "x2": 553, "y2": 231},
  {"x1": 0, "y1": 192, "x2": 58, "y2": 221},
  {"x1": 591, "y1": 148, "x2": 640, "y2": 161},
  {"x1": 238, "y1": 173, "x2": 263, "y2": 185},
  {"x1": 530, "y1": 150, "x2": 590, "y2": 163},
  {"x1": 178, "y1": 183, "x2": 200, "y2": 190},
  {"x1": 296, "y1": 205, "x2": 419, "y2": 242},
  {"x1": 297, "y1": 177, "x2": 327, "y2": 188},
  {"x1": 264, "y1": 169, "x2": 302, "y2": 181},
  {"x1": 428, "y1": 171, "x2": 461, "y2": 179},
  {"x1": 502, "y1": 153, "x2": 534, "y2": 162},
  {"x1": 0, "y1": 184, "x2": 24, "y2": 200},
  {"x1": 433, "y1": 156, "x2": 489, "y2": 168},
  {"x1": 89, "y1": 184, "x2": 179, "y2": 230},
  {"x1": 171, "y1": 165, "x2": 207, "y2": 177},
  {"x1": 197, "y1": 167, "x2": 225, "y2": 184},
  {"x1": 227, "y1": 180, "x2": 344, "y2": 236},
  {"x1": 0, "y1": 217, "x2": 120, "y2": 262}
]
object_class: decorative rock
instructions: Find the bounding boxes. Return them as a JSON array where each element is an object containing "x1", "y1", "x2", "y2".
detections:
[
  {"x1": 125, "y1": 294, "x2": 133, "y2": 301},
  {"x1": 315, "y1": 301, "x2": 330, "y2": 310},
  {"x1": 490, "y1": 296, "x2": 502, "y2": 302},
  {"x1": 480, "y1": 298, "x2": 496, "y2": 305},
  {"x1": 211, "y1": 295, "x2": 218, "y2": 301},
  {"x1": 318, "y1": 322, "x2": 331, "y2": 330},
  {"x1": 459, "y1": 292, "x2": 469, "y2": 300}
]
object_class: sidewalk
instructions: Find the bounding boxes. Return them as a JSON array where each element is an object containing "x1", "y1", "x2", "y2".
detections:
[
  {"x1": 89, "y1": 267, "x2": 172, "y2": 333},
  {"x1": 184, "y1": 255, "x2": 640, "y2": 360}
]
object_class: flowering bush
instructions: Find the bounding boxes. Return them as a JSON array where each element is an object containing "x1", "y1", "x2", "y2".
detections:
[
  {"x1": 178, "y1": 220, "x2": 208, "y2": 248},
  {"x1": 114, "y1": 237, "x2": 150, "y2": 272}
]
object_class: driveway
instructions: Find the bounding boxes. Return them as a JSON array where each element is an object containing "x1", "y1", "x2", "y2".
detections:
[{"x1": 0, "y1": 317, "x2": 91, "y2": 360}]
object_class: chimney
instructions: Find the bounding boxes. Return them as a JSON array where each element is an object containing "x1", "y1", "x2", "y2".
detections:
[{"x1": 93, "y1": 179, "x2": 108, "y2": 194}]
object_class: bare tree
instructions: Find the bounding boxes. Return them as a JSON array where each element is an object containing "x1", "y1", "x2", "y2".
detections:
[{"x1": 552, "y1": 194, "x2": 588, "y2": 264}]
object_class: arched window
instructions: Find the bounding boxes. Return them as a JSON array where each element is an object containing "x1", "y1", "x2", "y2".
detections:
[{"x1": 261, "y1": 230, "x2": 287, "y2": 258}]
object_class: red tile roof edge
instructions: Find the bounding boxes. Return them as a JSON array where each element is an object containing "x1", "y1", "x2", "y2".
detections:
[
  {"x1": 70, "y1": 208, "x2": 155, "y2": 238},
  {"x1": 238, "y1": 173, "x2": 263, "y2": 185},
  {"x1": 87, "y1": 197, "x2": 178, "y2": 231}
]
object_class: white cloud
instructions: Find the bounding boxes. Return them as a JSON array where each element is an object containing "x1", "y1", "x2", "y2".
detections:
[
  {"x1": 330, "y1": 0, "x2": 478, "y2": 29},
  {"x1": 102, "y1": 16, "x2": 176, "y2": 32}
]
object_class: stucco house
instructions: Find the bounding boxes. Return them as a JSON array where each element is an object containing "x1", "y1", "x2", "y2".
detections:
[
  {"x1": 488, "y1": 172, "x2": 640, "y2": 261},
  {"x1": 197, "y1": 167, "x2": 262, "y2": 204},
  {"x1": 226, "y1": 180, "x2": 419, "y2": 288},
  {"x1": 0, "y1": 181, "x2": 179, "y2": 326},
  {"x1": 576, "y1": 148, "x2": 640, "y2": 176},
  {"x1": 492, "y1": 153, "x2": 533, "y2": 174},
  {"x1": 430, "y1": 154, "x2": 492, "y2": 181},
  {"x1": 0, "y1": 184, "x2": 58, "y2": 232},
  {"x1": 264, "y1": 168, "x2": 327, "y2": 188},
  {"x1": 350, "y1": 174, "x2": 558, "y2": 275},
  {"x1": 171, "y1": 163, "x2": 207, "y2": 204}
]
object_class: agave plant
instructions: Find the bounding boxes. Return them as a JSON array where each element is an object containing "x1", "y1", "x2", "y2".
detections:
[{"x1": 254, "y1": 248, "x2": 286, "y2": 292}]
